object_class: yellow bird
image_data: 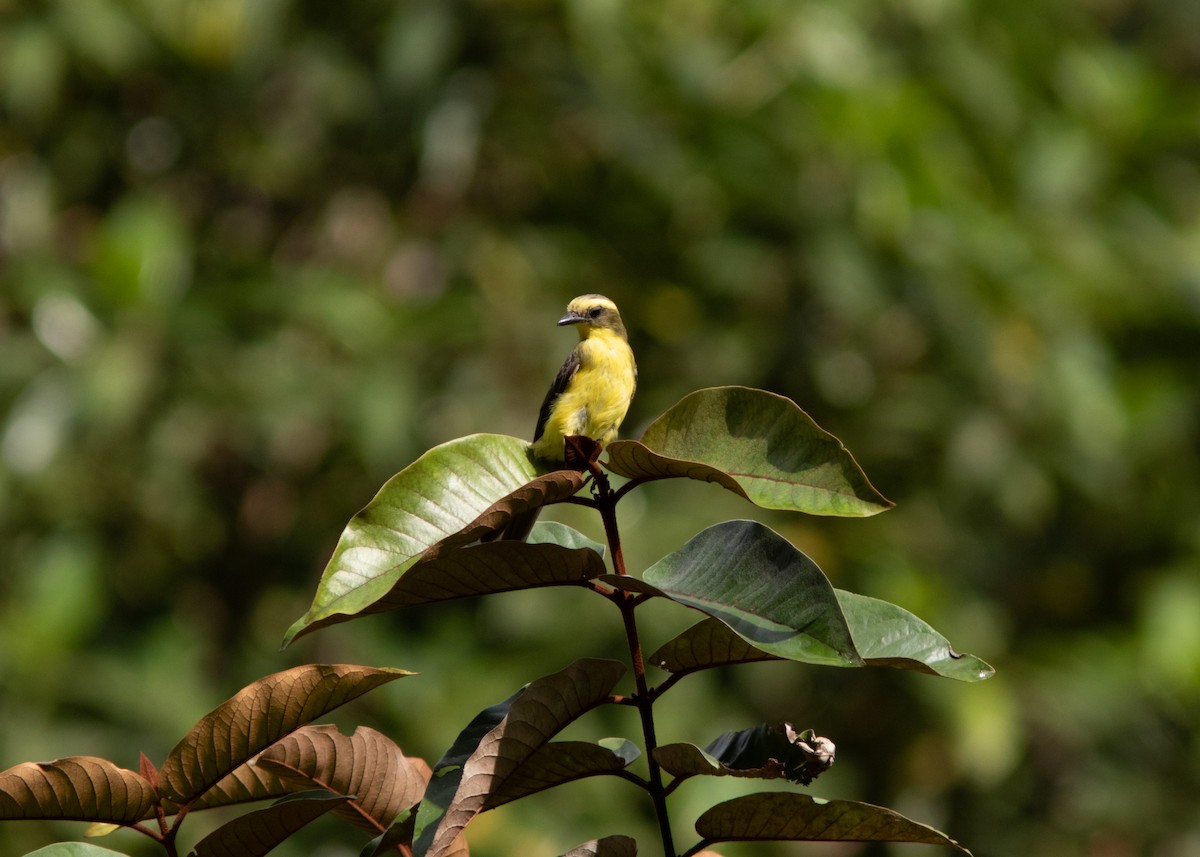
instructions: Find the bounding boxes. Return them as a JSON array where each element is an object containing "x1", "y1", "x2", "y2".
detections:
[{"x1": 531, "y1": 294, "x2": 638, "y2": 463}]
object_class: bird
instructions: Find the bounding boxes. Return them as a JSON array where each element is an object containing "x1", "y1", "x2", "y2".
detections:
[
  {"x1": 498, "y1": 295, "x2": 636, "y2": 541},
  {"x1": 530, "y1": 294, "x2": 637, "y2": 464}
]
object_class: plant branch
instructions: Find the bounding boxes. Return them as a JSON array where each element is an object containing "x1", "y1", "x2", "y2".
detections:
[{"x1": 593, "y1": 471, "x2": 676, "y2": 856}]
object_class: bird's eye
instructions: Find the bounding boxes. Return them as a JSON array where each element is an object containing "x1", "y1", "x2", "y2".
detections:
[{"x1": 588, "y1": 307, "x2": 603, "y2": 319}]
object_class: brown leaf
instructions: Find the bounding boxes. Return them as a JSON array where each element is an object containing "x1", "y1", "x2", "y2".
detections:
[
  {"x1": 0, "y1": 756, "x2": 155, "y2": 823},
  {"x1": 188, "y1": 760, "x2": 288, "y2": 812},
  {"x1": 420, "y1": 659, "x2": 626, "y2": 857},
  {"x1": 258, "y1": 724, "x2": 431, "y2": 834},
  {"x1": 649, "y1": 617, "x2": 778, "y2": 675},
  {"x1": 560, "y1": 834, "x2": 638, "y2": 856},
  {"x1": 159, "y1": 664, "x2": 413, "y2": 803},
  {"x1": 190, "y1": 790, "x2": 352, "y2": 857},
  {"x1": 695, "y1": 792, "x2": 970, "y2": 853}
]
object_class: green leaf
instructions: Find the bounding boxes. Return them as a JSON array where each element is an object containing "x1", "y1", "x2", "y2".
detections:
[
  {"x1": 258, "y1": 724, "x2": 431, "y2": 834},
  {"x1": 529, "y1": 521, "x2": 607, "y2": 557},
  {"x1": 0, "y1": 757, "x2": 154, "y2": 824},
  {"x1": 559, "y1": 835, "x2": 638, "y2": 857},
  {"x1": 190, "y1": 790, "x2": 352, "y2": 857},
  {"x1": 414, "y1": 658, "x2": 626, "y2": 857},
  {"x1": 695, "y1": 792, "x2": 970, "y2": 853},
  {"x1": 605, "y1": 387, "x2": 892, "y2": 516},
  {"x1": 23, "y1": 844, "x2": 133, "y2": 857},
  {"x1": 159, "y1": 664, "x2": 413, "y2": 803},
  {"x1": 483, "y1": 738, "x2": 640, "y2": 809},
  {"x1": 650, "y1": 599, "x2": 994, "y2": 683},
  {"x1": 285, "y1": 434, "x2": 586, "y2": 645},
  {"x1": 642, "y1": 520, "x2": 861, "y2": 667},
  {"x1": 836, "y1": 590, "x2": 996, "y2": 681}
]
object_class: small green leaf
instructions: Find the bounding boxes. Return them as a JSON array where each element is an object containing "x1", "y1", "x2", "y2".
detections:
[
  {"x1": 0, "y1": 757, "x2": 154, "y2": 824},
  {"x1": 695, "y1": 792, "x2": 970, "y2": 853},
  {"x1": 529, "y1": 521, "x2": 607, "y2": 557},
  {"x1": 159, "y1": 664, "x2": 413, "y2": 803},
  {"x1": 285, "y1": 434, "x2": 585, "y2": 645},
  {"x1": 484, "y1": 739, "x2": 640, "y2": 809},
  {"x1": 190, "y1": 789, "x2": 352, "y2": 857},
  {"x1": 642, "y1": 520, "x2": 861, "y2": 667},
  {"x1": 605, "y1": 387, "x2": 892, "y2": 516}
]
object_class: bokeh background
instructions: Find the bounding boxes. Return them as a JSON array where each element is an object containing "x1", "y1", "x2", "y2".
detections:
[{"x1": 2, "y1": 1, "x2": 1199, "y2": 856}]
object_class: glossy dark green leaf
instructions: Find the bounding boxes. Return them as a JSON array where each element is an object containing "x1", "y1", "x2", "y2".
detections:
[
  {"x1": 190, "y1": 789, "x2": 352, "y2": 857},
  {"x1": 414, "y1": 658, "x2": 626, "y2": 857},
  {"x1": 605, "y1": 387, "x2": 892, "y2": 516},
  {"x1": 642, "y1": 520, "x2": 861, "y2": 667},
  {"x1": 160, "y1": 664, "x2": 413, "y2": 803},
  {"x1": 285, "y1": 434, "x2": 585, "y2": 645},
  {"x1": 695, "y1": 792, "x2": 970, "y2": 853}
]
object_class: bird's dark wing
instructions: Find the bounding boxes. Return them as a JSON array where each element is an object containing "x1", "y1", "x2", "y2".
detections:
[{"x1": 533, "y1": 347, "x2": 581, "y2": 441}]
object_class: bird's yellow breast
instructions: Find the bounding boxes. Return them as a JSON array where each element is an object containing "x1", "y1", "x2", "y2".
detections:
[{"x1": 532, "y1": 328, "x2": 636, "y2": 461}]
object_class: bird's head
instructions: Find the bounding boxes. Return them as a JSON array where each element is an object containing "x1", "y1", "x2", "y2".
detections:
[{"x1": 558, "y1": 294, "x2": 628, "y2": 340}]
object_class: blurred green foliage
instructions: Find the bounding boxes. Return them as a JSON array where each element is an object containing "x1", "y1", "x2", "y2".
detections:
[{"x1": 2, "y1": 1, "x2": 1199, "y2": 855}]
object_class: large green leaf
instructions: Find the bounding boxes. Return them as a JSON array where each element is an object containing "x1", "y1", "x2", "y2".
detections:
[
  {"x1": 0, "y1": 757, "x2": 154, "y2": 824},
  {"x1": 414, "y1": 659, "x2": 626, "y2": 857},
  {"x1": 649, "y1": 597, "x2": 994, "y2": 682},
  {"x1": 695, "y1": 792, "x2": 970, "y2": 853},
  {"x1": 641, "y1": 520, "x2": 861, "y2": 667},
  {"x1": 159, "y1": 664, "x2": 413, "y2": 803},
  {"x1": 605, "y1": 387, "x2": 892, "y2": 516},
  {"x1": 285, "y1": 434, "x2": 585, "y2": 645}
]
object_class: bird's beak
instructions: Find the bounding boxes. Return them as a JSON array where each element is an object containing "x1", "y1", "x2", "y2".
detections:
[{"x1": 557, "y1": 311, "x2": 585, "y2": 326}]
